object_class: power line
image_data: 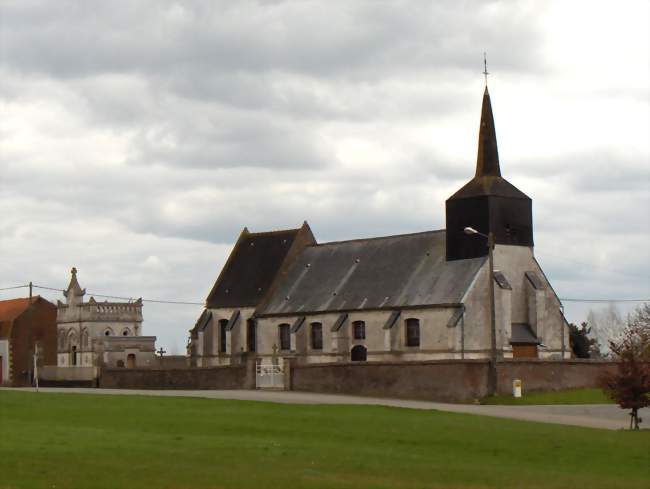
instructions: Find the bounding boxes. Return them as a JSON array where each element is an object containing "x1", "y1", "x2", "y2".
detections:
[
  {"x1": 0, "y1": 284, "x2": 29, "y2": 291},
  {"x1": 559, "y1": 297, "x2": 649, "y2": 303},
  {"x1": 3, "y1": 283, "x2": 646, "y2": 306},
  {"x1": 31, "y1": 284, "x2": 203, "y2": 306}
]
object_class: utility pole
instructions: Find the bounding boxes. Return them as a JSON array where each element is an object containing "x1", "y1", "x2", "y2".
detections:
[
  {"x1": 487, "y1": 232, "x2": 497, "y2": 396},
  {"x1": 464, "y1": 227, "x2": 498, "y2": 396},
  {"x1": 28, "y1": 281, "x2": 33, "y2": 386}
]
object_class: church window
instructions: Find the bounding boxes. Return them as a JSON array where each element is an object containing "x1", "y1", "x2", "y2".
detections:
[
  {"x1": 279, "y1": 324, "x2": 291, "y2": 351},
  {"x1": 352, "y1": 321, "x2": 365, "y2": 340},
  {"x1": 406, "y1": 318, "x2": 420, "y2": 347},
  {"x1": 247, "y1": 318, "x2": 257, "y2": 352},
  {"x1": 219, "y1": 319, "x2": 228, "y2": 353},
  {"x1": 311, "y1": 322, "x2": 323, "y2": 350},
  {"x1": 122, "y1": 329, "x2": 130, "y2": 336},
  {"x1": 71, "y1": 346, "x2": 77, "y2": 366}
]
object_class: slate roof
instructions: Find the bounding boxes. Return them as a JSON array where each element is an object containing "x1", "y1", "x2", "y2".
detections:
[
  {"x1": 258, "y1": 230, "x2": 485, "y2": 316},
  {"x1": 510, "y1": 323, "x2": 540, "y2": 344},
  {"x1": 206, "y1": 228, "x2": 302, "y2": 308}
]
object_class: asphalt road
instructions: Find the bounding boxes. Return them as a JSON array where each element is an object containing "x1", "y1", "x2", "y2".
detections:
[{"x1": 3, "y1": 387, "x2": 648, "y2": 430}]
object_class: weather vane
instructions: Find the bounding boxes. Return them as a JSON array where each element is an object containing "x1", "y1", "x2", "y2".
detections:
[{"x1": 483, "y1": 52, "x2": 489, "y2": 86}]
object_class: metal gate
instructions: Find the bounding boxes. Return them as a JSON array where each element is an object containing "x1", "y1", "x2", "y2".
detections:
[{"x1": 256, "y1": 359, "x2": 284, "y2": 389}]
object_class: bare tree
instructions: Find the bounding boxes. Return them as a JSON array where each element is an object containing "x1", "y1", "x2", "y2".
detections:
[
  {"x1": 600, "y1": 303, "x2": 650, "y2": 430},
  {"x1": 587, "y1": 303, "x2": 625, "y2": 355}
]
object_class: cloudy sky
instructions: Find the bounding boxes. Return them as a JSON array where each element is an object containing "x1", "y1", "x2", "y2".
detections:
[{"x1": 1, "y1": 1, "x2": 648, "y2": 353}]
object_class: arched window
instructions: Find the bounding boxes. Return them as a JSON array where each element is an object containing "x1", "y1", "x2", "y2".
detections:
[
  {"x1": 58, "y1": 330, "x2": 66, "y2": 350},
  {"x1": 104, "y1": 328, "x2": 113, "y2": 337},
  {"x1": 351, "y1": 345, "x2": 367, "y2": 361},
  {"x1": 122, "y1": 328, "x2": 131, "y2": 336},
  {"x1": 278, "y1": 324, "x2": 291, "y2": 351},
  {"x1": 218, "y1": 319, "x2": 228, "y2": 353},
  {"x1": 311, "y1": 322, "x2": 323, "y2": 350},
  {"x1": 81, "y1": 329, "x2": 89, "y2": 348},
  {"x1": 405, "y1": 318, "x2": 420, "y2": 347},
  {"x1": 352, "y1": 321, "x2": 365, "y2": 340},
  {"x1": 247, "y1": 318, "x2": 257, "y2": 352}
]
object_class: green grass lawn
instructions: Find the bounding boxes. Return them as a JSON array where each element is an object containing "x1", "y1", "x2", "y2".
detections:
[
  {"x1": 0, "y1": 391, "x2": 648, "y2": 489},
  {"x1": 481, "y1": 388, "x2": 614, "y2": 405}
]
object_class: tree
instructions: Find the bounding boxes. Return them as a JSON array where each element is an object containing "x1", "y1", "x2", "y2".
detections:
[
  {"x1": 568, "y1": 321, "x2": 599, "y2": 358},
  {"x1": 600, "y1": 303, "x2": 650, "y2": 429}
]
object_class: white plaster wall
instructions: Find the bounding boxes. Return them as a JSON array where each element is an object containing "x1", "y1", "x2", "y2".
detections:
[
  {"x1": 0, "y1": 339, "x2": 9, "y2": 383},
  {"x1": 491, "y1": 245, "x2": 569, "y2": 356},
  {"x1": 258, "y1": 307, "x2": 462, "y2": 363},
  {"x1": 199, "y1": 307, "x2": 255, "y2": 366}
]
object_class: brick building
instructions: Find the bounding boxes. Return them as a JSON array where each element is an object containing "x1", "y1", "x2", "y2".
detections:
[{"x1": 0, "y1": 296, "x2": 57, "y2": 386}]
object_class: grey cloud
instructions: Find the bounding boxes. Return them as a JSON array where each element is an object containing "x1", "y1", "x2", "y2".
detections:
[{"x1": 1, "y1": 1, "x2": 546, "y2": 82}]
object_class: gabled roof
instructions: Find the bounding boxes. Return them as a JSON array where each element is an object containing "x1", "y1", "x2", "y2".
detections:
[
  {"x1": 258, "y1": 230, "x2": 485, "y2": 316},
  {"x1": 0, "y1": 296, "x2": 49, "y2": 338},
  {"x1": 206, "y1": 222, "x2": 316, "y2": 308}
]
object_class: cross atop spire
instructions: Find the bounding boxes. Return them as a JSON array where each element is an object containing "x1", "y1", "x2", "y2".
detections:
[{"x1": 482, "y1": 52, "x2": 489, "y2": 87}]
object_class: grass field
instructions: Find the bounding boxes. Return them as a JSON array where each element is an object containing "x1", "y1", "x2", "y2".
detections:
[
  {"x1": 481, "y1": 388, "x2": 614, "y2": 405},
  {"x1": 0, "y1": 391, "x2": 648, "y2": 489}
]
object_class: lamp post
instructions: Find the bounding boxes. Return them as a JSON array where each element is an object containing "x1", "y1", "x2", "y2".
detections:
[{"x1": 464, "y1": 226, "x2": 497, "y2": 396}]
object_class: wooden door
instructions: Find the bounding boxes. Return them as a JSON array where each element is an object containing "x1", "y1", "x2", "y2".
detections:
[
  {"x1": 512, "y1": 344, "x2": 538, "y2": 358},
  {"x1": 127, "y1": 354, "x2": 136, "y2": 368}
]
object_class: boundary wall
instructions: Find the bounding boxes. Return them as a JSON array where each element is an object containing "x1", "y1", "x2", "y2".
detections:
[{"x1": 95, "y1": 358, "x2": 618, "y2": 402}]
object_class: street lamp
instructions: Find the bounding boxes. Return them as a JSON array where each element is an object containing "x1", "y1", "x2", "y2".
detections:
[{"x1": 464, "y1": 226, "x2": 497, "y2": 396}]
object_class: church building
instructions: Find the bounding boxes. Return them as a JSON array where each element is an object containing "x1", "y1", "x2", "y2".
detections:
[{"x1": 189, "y1": 88, "x2": 570, "y2": 367}]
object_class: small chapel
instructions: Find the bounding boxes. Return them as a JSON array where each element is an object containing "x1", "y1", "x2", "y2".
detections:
[
  {"x1": 188, "y1": 87, "x2": 570, "y2": 366},
  {"x1": 56, "y1": 268, "x2": 156, "y2": 370}
]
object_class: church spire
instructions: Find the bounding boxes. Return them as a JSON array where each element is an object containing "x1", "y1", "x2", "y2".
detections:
[
  {"x1": 475, "y1": 87, "x2": 501, "y2": 177},
  {"x1": 63, "y1": 267, "x2": 85, "y2": 303}
]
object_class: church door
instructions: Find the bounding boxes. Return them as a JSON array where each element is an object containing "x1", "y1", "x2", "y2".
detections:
[
  {"x1": 127, "y1": 354, "x2": 136, "y2": 368},
  {"x1": 512, "y1": 345, "x2": 538, "y2": 358},
  {"x1": 351, "y1": 345, "x2": 367, "y2": 362}
]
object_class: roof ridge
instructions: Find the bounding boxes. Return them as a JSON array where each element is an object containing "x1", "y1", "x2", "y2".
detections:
[
  {"x1": 314, "y1": 229, "x2": 445, "y2": 247},
  {"x1": 245, "y1": 227, "x2": 302, "y2": 237}
]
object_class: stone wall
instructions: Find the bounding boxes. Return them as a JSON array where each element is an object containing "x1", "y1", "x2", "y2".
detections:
[
  {"x1": 496, "y1": 359, "x2": 618, "y2": 395},
  {"x1": 289, "y1": 359, "x2": 618, "y2": 402},
  {"x1": 289, "y1": 359, "x2": 490, "y2": 402},
  {"x1": 94, "y1": 358, "x2": 619, "y2": 403},
  {"x1": 98, "y1": 363, "x2": 254, "y2": 390}
]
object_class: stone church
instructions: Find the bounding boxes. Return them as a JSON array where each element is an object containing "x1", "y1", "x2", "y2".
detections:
[{"x1": 189, "y1": 88, "x2": 570, "y2": 367}]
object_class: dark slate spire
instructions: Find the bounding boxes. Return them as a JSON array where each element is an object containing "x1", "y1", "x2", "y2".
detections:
[
  {"x1": 445, "y1": 86, "x2": 533, "y2": 261},
  {"x1": 475, "y1": 87, "x2": 501, "y2": 177}
]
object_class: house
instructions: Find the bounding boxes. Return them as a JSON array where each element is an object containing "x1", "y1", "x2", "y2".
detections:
[
  {"x1": 0, "y1": 296, "x2": 57, "y2": 386},
  {"x1": 188, "y1": 87, "x2": 570, "y2": 367}
]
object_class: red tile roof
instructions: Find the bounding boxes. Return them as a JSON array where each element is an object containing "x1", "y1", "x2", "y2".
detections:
[{"x1": 0, "y1": 297, "x2": 42, "y2": 337}]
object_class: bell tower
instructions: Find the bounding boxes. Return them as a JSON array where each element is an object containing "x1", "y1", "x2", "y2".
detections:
[{"x1": 445, "y1": 88, "x2": 533, "y2": 261}]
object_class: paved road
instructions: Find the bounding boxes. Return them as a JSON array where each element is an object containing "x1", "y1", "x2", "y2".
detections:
[{"x1": 3, "y1": 387, "x2": 648, "y2": 430}]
